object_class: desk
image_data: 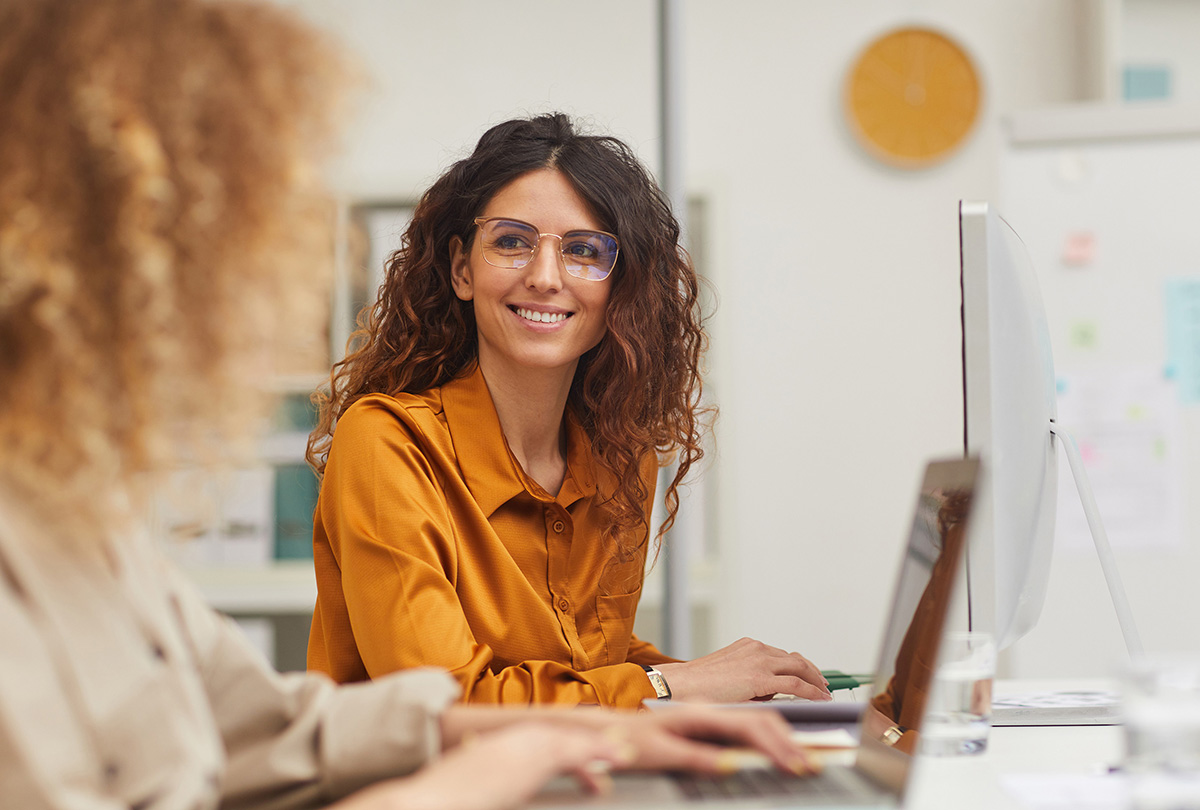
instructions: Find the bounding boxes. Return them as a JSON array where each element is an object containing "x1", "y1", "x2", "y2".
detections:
[
  {"x1": 906, "y1": 723, "x2": 1122, "y2": 809},
  {"x1": 906, "y1": 678, "x2": 1124, "y2": 808},
  {"x1": 530, "y1": 722, "x2": 1124, "y2": 809},
  {"x1": 536, "y1": 681, "x2": 1127, "y2": 808}
]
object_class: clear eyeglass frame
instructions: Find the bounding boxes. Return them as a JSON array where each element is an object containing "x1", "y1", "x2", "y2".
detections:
[{"x1": 472, "y1": 216, "x2": 620, "y2": 281}]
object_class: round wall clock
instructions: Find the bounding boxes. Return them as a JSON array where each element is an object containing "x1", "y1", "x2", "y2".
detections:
[{"x1": 844, "y1": 26, "x2": 982, "y2": 169}]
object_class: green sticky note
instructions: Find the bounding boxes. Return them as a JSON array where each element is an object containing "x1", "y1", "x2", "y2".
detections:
[{"x1": 1069, "y1": 320, "x2": 1098, "y2": 350}]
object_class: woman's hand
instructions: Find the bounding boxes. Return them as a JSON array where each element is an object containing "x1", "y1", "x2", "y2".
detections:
[
  {"x1": 440, "y1": 700, "x2": 821, "y2": 776},
  {"x1": 605, "y1": 704, "x2": 821, "y2": 776},
  {"x1": 656, "y1": 637, "x2": 831, "y2": 703},
  {"x1": 337, "y1": 722, "x2": 633, "y2": 810}
]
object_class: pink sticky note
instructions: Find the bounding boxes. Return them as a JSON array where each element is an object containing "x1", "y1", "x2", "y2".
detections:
[{"x1": 1062, "y1": 231, "x2": 1095, "y2": 267}]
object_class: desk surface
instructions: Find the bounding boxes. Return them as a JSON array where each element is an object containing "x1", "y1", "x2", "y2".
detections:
[
  {"x1": 907, "y1": 723, "x2": 1122, "y2": 809},
  {"x1": 905, "y1": 679, "x2": 1124, "y2": 809}
]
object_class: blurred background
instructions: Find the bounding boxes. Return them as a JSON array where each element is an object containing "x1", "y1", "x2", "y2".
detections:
[{"x1": 163, "y1": 0, "x2": 1200, "y2": 682}]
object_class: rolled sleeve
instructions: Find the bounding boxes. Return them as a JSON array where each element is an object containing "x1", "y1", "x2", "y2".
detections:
[
  {"x1": 319, "y1": 668, "x2": 460, "y2": 795},
  {"x1": 166, "y1": 565, "x2": 459, "y2": 810}
]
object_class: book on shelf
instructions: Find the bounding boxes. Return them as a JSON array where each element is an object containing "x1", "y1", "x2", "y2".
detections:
[
  {"x1": 158, "y1": 391, "x2": 322, "y2": 566},
  {"x1": 273, "y1": 462, "x2": 318, "y2": 561},
  {"x1": 157, "y1": 466, "x2": 274, "y2": 567}
]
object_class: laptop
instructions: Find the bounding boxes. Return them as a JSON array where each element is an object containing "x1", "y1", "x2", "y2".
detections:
[{"x1": 530, "y1": 457, "x2": 980, "y2": 809}]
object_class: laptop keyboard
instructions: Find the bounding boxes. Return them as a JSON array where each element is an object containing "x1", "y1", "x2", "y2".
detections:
[{"x1": 672, "y1": 768, "x2": 853, "y2": 802}]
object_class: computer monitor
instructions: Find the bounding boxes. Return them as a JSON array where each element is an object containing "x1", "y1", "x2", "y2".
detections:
[
  {"x1": 959, "y1": 201, "x2": 1058, "y2": 651},
  {"x1": 959, "y1": 200, "x2": 1142, "y2": 659}
]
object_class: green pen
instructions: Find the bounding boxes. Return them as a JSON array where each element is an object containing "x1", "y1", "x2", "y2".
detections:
[{"x1": 820, "y1": 670, "x2": 874, "y2": 691}]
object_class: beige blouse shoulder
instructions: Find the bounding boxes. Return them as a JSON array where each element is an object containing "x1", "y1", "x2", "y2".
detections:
[{"x1": 0, "y1": 490, "x2": 459, "y2": 810}]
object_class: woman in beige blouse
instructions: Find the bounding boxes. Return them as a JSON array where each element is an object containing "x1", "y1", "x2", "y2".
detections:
[{"x1": 0, "y1": 0, "x2": 814, "y2": 808}]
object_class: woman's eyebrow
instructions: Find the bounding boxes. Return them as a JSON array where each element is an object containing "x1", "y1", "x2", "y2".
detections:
[{"x1": 486, "y1": 215, "x2": 606, "y2": 235}]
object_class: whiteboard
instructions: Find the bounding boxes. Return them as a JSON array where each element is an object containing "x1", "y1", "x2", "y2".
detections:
[{"x1": 998, "y1": 103, "x2": 1200, "y2": 677}]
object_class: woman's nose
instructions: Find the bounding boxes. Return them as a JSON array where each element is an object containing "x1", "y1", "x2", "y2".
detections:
[{"x1": 524, "y1": 233, "x2": 565, "y2": 292}]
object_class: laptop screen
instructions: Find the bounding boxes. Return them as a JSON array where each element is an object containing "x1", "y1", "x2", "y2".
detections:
[{"x1": 854, "y1": 458, "x2": 979, "y2": 795}]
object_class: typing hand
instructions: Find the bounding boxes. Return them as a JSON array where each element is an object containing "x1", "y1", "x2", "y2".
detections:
[
  {"x1": 609, "y1": 704, "x2": 821, "y2": 776},
  {"x1": 340, "y1": 723, "x2": 633, "y2": 810},
  {"x1": 656, "y1": 638, "x2": 832, "y2": 703}
]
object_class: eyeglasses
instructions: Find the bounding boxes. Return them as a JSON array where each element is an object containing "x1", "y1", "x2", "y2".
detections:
[{"x1": 473, "y1": 216, "x2": 619, "y2": 281}]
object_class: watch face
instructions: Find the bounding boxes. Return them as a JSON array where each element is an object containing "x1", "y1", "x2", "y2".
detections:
[
  {"x1": 647, "y1": 671, "x2": 671, "y2": 699},
  {"x1": 845, "y1": 26, "x2": 981, "y2": 168}
]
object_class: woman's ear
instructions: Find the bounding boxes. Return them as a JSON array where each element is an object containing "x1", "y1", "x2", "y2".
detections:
[{"x1": 449, "y1": 235, "x2": 473, "y2": 301}]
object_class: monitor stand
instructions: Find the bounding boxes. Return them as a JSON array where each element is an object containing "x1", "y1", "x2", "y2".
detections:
[{"x1": 992, "y1": 420, "x2": 1143, "y2": 727}]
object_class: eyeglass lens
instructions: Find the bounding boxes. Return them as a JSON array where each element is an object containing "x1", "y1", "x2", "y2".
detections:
[{"x1": 479, "y1": 218, "x2": 618, "y2": 281}]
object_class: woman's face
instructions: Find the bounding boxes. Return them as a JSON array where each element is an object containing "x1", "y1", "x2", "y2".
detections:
[{"x1": 451, "y1": 168, "x2": 612, "y2": 383}]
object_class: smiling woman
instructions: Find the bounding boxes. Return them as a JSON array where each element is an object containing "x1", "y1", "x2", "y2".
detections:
[{"x1": 306, "y1": 113, "x2": 831, "y2": 707}]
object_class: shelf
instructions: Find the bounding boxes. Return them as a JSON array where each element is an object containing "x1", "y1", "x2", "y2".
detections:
[
  {"x1": 180, "y1": 556, "x2": 716, "y2": 617},
  {"x1": 183, "y1": 560, "x2": 317, "y2": 614},
  {"x1": 257, "y1": 432, "x2": 311, "y2": 465},
  {"x1": 266, "y1": 373, "x2": 327, "y2": 394}
]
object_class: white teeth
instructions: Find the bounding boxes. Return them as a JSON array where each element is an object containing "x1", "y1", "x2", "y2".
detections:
[{"x1": 516, "y1": 307, "x2": 567, "y2": 324}]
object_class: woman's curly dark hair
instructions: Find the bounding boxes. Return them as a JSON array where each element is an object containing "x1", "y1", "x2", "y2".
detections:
[{"x1": 308, "y1": 113, "x2": 710, "y2": 554}]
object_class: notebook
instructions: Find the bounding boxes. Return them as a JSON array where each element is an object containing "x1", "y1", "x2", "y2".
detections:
[{"x1": 529, "y1": 457, "x2": 980, "y2": 809}]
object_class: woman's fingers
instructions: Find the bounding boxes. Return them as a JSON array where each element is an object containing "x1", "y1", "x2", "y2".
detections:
[
  {"x1": 570, "y1": 760, "x2": 616, "y2": 796},
  {"x1": 397, "y1": 723, "x2": 632, "y2": 810},
  {"x1": 634, "y1": 728, "x2": 730, "y2": 773},
  {"x1": 758, "y1": 647, "x2": 827, "y2": 688},
  {"x1": 731, "y1": 640, "x2": 830, "y2": 694},
  {"x1": 620, "y1": 723, "x2": 778, "y2": 776},
  {"x1": 657, "y1": 637, "x2": 831, "y2": 702},
  {"x1": 770, "y1": 675, "x2": 832, "y2": 702},
  {"x1": 760, "y1": 651, "x2": 830, "y2": 698},
  {"x1": 795, "y1": 653, "x2": 829, "y2": 689},
  {"x1": 635, "y1": 708, "x2": 821, "y2": 775},
  {"x1": 694, "y1": 710, "x2": 818, "y2": 773}
]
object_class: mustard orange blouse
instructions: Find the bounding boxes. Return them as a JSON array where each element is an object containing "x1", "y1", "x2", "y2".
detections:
[{"x1": 307, "y1": 363, "x2": 676, "y2": 707}]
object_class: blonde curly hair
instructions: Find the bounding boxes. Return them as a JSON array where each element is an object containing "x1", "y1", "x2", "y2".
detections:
[{"x1": 0, "y1": 0, "x2": 350, "y2": 532}]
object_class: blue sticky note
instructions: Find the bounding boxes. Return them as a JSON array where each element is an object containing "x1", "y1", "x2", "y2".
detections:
[
  {"x1": 1163, "y1": 278, "x2": 1200, "y2": 403},
  {"x1": 1124, "y1": 65, "x2": 1172, "y2": 101}
]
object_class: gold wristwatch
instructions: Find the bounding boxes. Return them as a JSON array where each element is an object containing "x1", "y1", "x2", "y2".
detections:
[
  {"x1": 641, "y1": 665, "x2": 672, "y2": 700},
  {"x1": 881, "y1": 725, "x2": 907, "y2": 746}
]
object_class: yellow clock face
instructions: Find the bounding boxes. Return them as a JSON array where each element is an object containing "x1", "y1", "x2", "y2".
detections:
[{"x1": 845, "y1": 27, "x2": 981, "y2": 168}]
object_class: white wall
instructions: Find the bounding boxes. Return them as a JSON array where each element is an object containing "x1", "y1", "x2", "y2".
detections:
[
  {"x1": 281, "y1": 1, "x2": 660, "y2": 199},
  {"x1": 284, "y1": 1, "x2": 1095, "y2": 676},
  {"x1": 686, "y1": 1, "x2": 1085, "y2": 675}
]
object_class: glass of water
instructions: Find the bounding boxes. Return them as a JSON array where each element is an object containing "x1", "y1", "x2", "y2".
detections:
[
  {"x1": 1123, "y1": 653, "x2": 1200, "y2": 810},
  {"x1": 921, "y1": 631, "x2": 996, "y2": 756}
]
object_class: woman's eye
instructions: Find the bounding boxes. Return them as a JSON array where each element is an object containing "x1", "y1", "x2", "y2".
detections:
[
  {"x1": 564, "y1": 241, "x2": 600, "y2": 260},
  {"x1": 494, "y1": 234, "x2": 532, "y2": 251}
]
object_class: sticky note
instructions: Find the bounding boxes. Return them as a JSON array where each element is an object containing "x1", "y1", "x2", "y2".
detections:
[{"x1": 1163, "y1": 278, "x2": 1200, "y2": 403}]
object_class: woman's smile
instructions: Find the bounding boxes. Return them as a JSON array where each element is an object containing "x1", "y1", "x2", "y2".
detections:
[{"x1": 511, "y1": 305, "x2": 571, "y2": 326}]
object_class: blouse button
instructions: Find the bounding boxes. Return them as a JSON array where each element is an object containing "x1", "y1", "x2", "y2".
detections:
[
  {"x1": 558, "y1": 598, "x2": 570, "y2": 611},
  {"x1": 552, "y1": 520, "x2": 566, "y2": 534}
]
